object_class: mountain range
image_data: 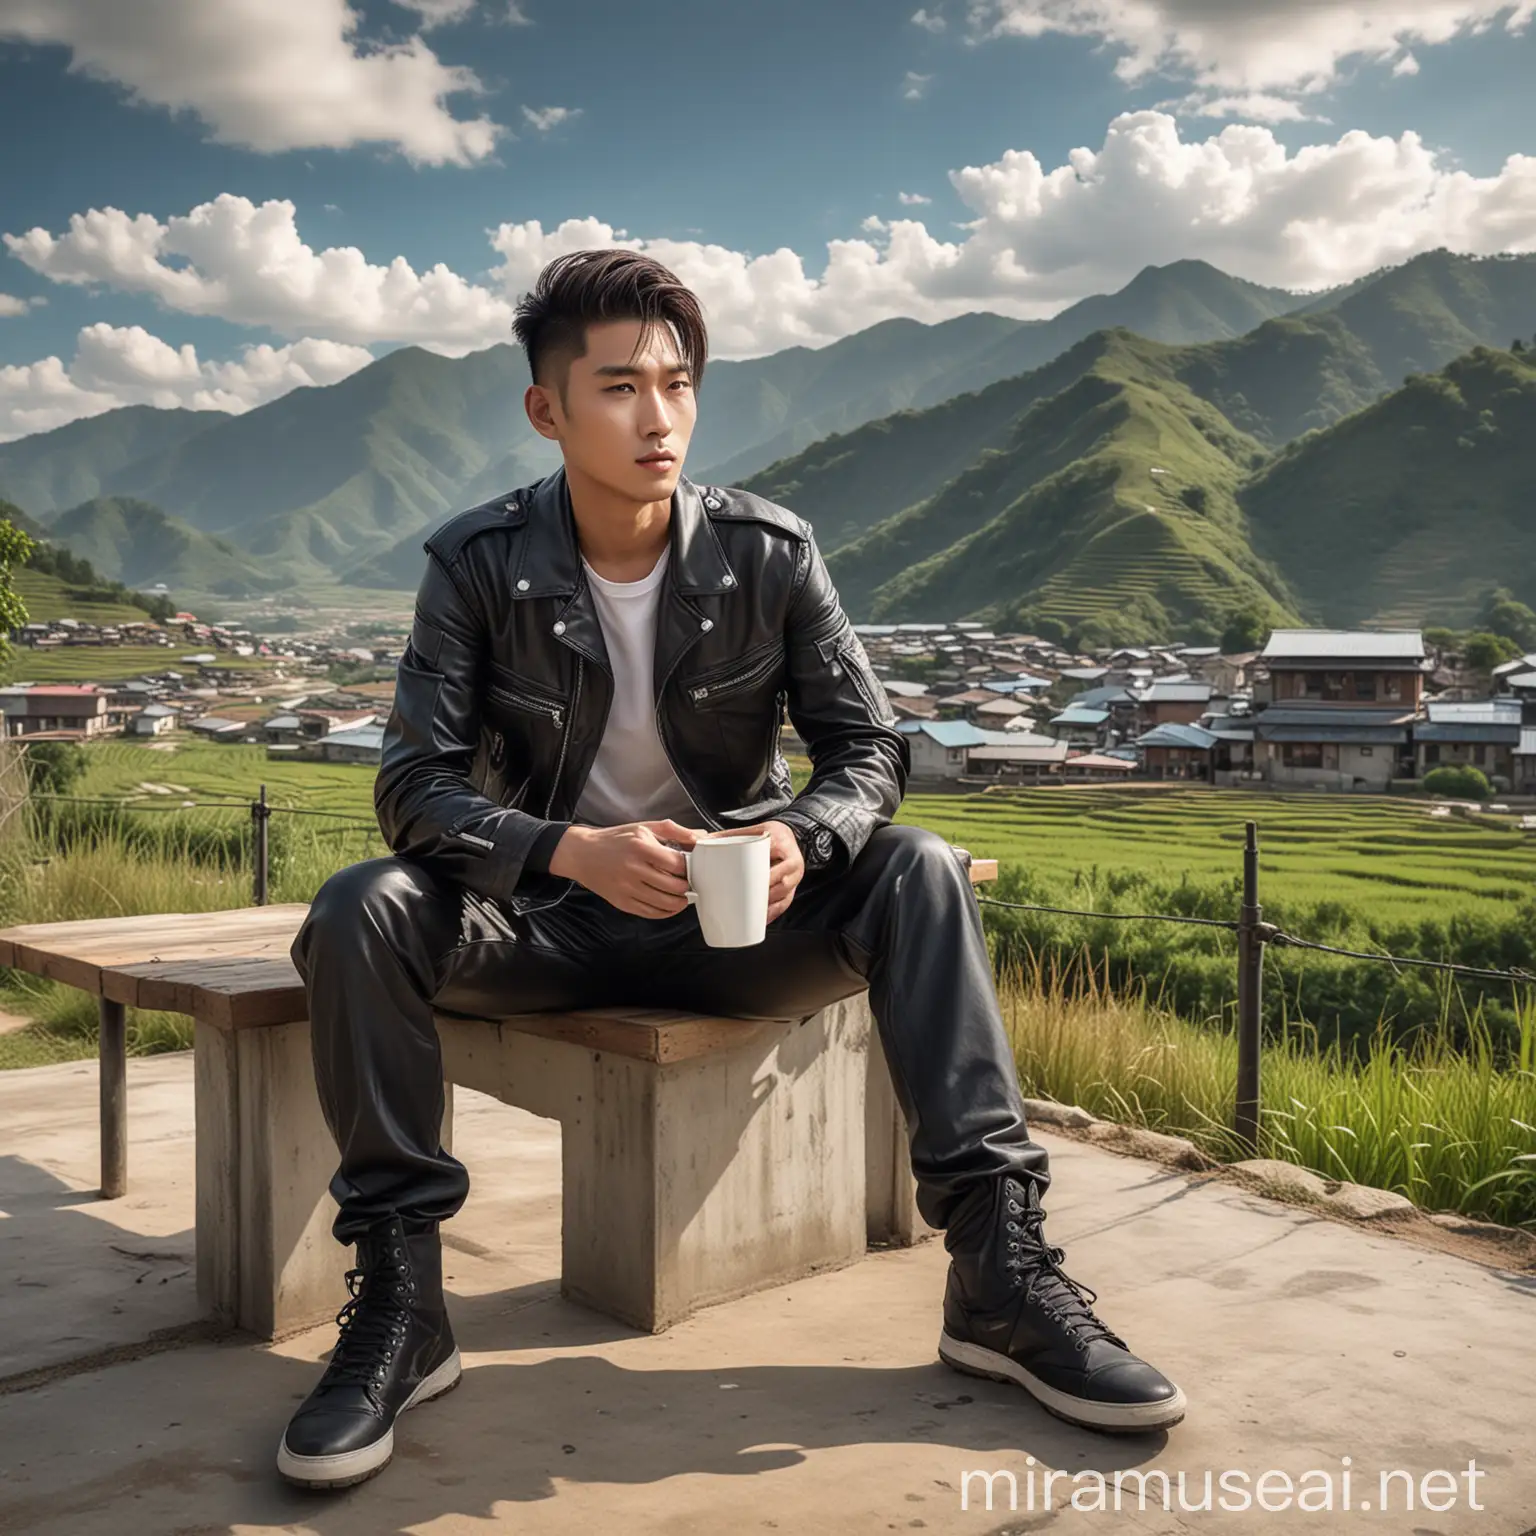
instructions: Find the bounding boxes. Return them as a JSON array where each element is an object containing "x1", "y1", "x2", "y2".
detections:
[{"x1": 1, "y1": 248, "x2": 1533, "y2": 640}]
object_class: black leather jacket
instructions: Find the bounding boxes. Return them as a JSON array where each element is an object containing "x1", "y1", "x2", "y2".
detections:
[{"x1": 375, "y1": 466, "x2": 911, "y2": 913}]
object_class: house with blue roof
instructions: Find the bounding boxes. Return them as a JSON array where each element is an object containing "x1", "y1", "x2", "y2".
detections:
[
  {"x1": 1136, "y1": 722, "x2": 1219, "y2": 781},
  {"x1": 1413, "y1": 698, "x2": 1522, "y2": 785}
]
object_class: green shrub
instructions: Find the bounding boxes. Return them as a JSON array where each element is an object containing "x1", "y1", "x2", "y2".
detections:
[{"x1": 1423, "y1": 764, "x2": 1491, "y2": 800}]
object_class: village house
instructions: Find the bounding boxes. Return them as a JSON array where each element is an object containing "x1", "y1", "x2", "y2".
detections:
[
  {"x1": 129, "y1": 703, "x2": 178, "y2": 737},
  {"x1": 894, "y1": 720, "x2": 981, "y2": 779},
  {"x1": 1251, "y1": 630, "x2": 1426, "y2": 791},
  {"x1": 1136, "y1": 722, "x2": 1219, "y2": 781},
  {"x1": 965, "y1": 733, "x2": 1070, "y2": 783},
  {"x1": 1134, "y1": 680, "x2": 1214, "y2": 733},
  {"x1": 1046, "y1": 702, "x2": 1112, "y2": 750},
  {"x1": 1413, "y1": 699, "x2": 1522, "y2": 785},
  {"x1": 317, "y1": 723, "x2": 386, "y2": 765},
  {"x1": 1059, "y1": 751, "x2": 1139, "y2": 782},
  {"x1": 0, "y1": 684, "x2": 114, "y2": 739}
]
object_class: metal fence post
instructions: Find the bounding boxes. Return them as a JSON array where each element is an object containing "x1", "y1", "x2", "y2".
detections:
[
  {"x1": 252, "y1": 783, "x2": 270, "y2": 906},
  {"x1": 1234, "y1": 820, "x2": 1263, "y2": 1155}
]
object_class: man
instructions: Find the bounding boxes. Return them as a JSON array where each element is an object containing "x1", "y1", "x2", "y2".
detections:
[{"x1": 279, "y1": 249, "x2": 1186, "y2": 1489}]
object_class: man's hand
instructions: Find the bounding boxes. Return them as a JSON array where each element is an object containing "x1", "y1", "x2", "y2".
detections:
[
  {"x1": 548, "y1": 818, "x2": 804, "y2": 924},
  {"x1": 548, "y1": 819, "x2": 701, "y2": 918},
  {"x1": 742, "y1": 819, "x2": 804, "y2": 925}
]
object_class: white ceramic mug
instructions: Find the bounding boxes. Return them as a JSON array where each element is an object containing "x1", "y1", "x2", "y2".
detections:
[{"x1": 683, "y1": 830, "x2": 772, "y2": 946}]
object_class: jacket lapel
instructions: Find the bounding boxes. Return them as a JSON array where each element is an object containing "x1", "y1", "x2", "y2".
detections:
[{"x1": 511, "y1": 466, "x2": 738, "y2": 701}]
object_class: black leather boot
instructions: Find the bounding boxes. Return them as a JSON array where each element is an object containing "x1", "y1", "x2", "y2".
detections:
[
  {"x1": 277, "y1": 1214, "x2": 461, "y2": 1488},
  {"x1": 937, "y1": 1173, "x2": 1186, "y2": 1434}
]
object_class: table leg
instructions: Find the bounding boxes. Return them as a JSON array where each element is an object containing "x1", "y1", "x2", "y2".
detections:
[{"x1": 99, "y1": 996, "x2": 127, "y2": 1199}]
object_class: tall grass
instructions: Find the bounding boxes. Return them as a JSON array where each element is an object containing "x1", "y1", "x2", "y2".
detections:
[
  {"x1": 1003, "y1": 952, "x2": 1536, "y2": 1230},
  {"x1": 2, "y1": 766, "x2": 1534, "y2": 1229},
  {"x1": 0, "y1": 785, "x2": 384, "y2": 1065}
]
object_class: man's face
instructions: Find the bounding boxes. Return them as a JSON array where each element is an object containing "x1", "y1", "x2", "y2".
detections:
[{"x1": 526, "y1": 317, "x2": 697, "y2": 502}]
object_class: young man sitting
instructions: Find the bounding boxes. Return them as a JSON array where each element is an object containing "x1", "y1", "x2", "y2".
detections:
[{"x1": 279, "y1": 248, "x2": 1187, "y2": 1489}]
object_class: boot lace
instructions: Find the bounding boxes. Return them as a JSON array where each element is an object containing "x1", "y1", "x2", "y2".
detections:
[
  {"x1": 319, "y1": 1235, "x2": 418, "y2": 1394},
  {"x1": 1001, "y1": 1179, "x2": 1126, "y2": 1354}
]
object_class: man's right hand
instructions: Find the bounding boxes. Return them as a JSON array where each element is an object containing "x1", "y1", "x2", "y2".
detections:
[{"x1": 547, "y1": 819, "x2": 703, "y2": 918}]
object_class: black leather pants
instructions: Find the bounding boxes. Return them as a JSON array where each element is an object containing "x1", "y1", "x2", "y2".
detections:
[{"x1": 290, "y1": 822, "x2": 1051, "y2": 1244}]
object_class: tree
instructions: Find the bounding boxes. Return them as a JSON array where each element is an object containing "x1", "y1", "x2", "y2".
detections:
[
  {"x1": 1220, "y1": 605, "x2": 1270, "y2": 654},
  {"x1": 1476, "y1": 587, "x2": 1536, "y2": 652},
  {"x1": 1461, "y1": 631, "x2": 1523, "y2": 674},
  {"x1": 21, "y1": 740, "x2": 87, "y2": 797},
  {"x1": 0, "y1": 515, "x2": 34, "y2": 670}
]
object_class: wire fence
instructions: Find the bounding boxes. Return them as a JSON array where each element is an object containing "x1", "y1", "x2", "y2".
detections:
[{"x1": 15, "y1": 791, "x2": 1536, "y2": 1152}]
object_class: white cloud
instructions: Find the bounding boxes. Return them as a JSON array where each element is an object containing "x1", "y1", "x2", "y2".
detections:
[
  {"x1": 904, "y1": 70, "x2": 933, "y2": 99},
  {"x1": 0, "y1": 0, "x2": 502, "y2": 165},
  {"x1": 394, "y1": 0, "x2": 477, "y2": 26},
  {"x1": 8, "y1": 113, "x2": 1536, "y2": 437},
  {"x1": 0, "y1": 325, "x2": 374, "y2": 441},
  {"x1": 520, "y1": 105, "x2": 581, "y2": 133},
  {"x1": 898, "y1": 191, "x2": 934, "y2": 204},
  {"x1": 1394, "y1": 51, "x2": 1423, "y2": 75},
  {"x1": 912, "y1": 7, "x2": 947, "y2": 31},
  {"x1": 967, "y1": 0, "x2": 1534, "y2": 111},
  {"x1": 505, "y1": 1, "x2": 533, "y2": 22},
  {"x1": 485, "y1": 113, "x2": 1536, "y2": 350},
  {"x1": 5, "y1": 194, "x2": 515, "y2": 350},
  {"x1": 0, "y1": 293, "x2": 44, "y2": 317}
]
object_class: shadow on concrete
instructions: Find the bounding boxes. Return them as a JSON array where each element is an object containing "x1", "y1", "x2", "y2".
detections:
[
  {"x1": 0, "y1": 1275, "x2": 1178, "y2": 1534},
  {"x1": 0, "y1": 1154, "x2": 200, "y2": 1380}
]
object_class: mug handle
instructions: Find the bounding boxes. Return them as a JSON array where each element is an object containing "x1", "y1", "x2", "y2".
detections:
[{"x1": 683, "y1": 846, "x2": 698, "y2": 905}]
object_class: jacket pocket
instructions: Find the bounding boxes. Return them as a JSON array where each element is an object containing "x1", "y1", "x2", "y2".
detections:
[
  {"x1": 684, "y1": 637, "x2": 786, "y2": 707},
  {"x1": 488, "y1": 679, "x2": 568, "y2": 729}
]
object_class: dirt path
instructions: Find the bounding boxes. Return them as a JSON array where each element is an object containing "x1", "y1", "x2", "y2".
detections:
[{"x1": 0, "y1": 1008, "x2": 34, "y2": 1036}]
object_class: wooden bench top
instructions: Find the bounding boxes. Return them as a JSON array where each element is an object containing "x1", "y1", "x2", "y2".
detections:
[{"x1": 0, "y1": 857, "x2": 997, "y2": 1059}]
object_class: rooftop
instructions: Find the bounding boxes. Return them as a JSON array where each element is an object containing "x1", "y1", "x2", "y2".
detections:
[{"x1": 1261, "y1": 629, "x2": 1425, "y2": 662}]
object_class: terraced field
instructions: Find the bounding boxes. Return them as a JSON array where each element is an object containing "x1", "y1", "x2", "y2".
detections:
[
  {"x1": 889, "y1": 784, "x2": 1534, "y2": 922},
  {"x1": 51, "y1": 743, "x2": 1536, "y2": 925}
]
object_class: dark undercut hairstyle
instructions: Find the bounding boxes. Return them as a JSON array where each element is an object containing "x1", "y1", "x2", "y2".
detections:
[{"x1": 511, "y1": 249, "x2": 709, "y2": 413}]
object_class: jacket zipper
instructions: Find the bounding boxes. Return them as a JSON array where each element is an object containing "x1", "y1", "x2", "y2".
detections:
[
  {"x1": 545, "y1": 657, "x2": 582, "y2": 818},
  {"x1": 688, "y1": 644, "x2": 782, "y2": 704},
  {"x1": 654, "y1": 633, "x2": 722, "y2": 831},
  {"x1": 489, "y1": 682, "x2": 565, "y2": 728}
]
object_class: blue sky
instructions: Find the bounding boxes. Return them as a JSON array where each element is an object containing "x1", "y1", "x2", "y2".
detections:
[{"x1": 1, "y1": 0, "x2": 1533, "y2": 440}]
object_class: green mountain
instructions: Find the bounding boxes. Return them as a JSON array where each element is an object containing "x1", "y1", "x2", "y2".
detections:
[
  {"x1": 698, "y1": 260, "x2": 1317, "y2": 485},
  {"x1": 1240, "y1": 343, "x2": 1536, "y2": 628},
  {"x1": 819, "y1": 332, "x2": 1297, "y2": 642},
  {"x1": 0, "y1": 405, "x2": 225, "y2": 515},
  {"x1": 1, "y1": 250, "x2": 1532, "y2": 608},
  {"x1": 0, "y1": 496, "x2": 47, "y2": 541},
  {"x1": 42, "y1": 497, "x2": 277, "y2": 595}
]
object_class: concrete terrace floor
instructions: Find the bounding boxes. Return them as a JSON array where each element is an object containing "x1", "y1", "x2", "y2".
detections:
[{"x1": 1, "y1": 1053, "x2": 1533, "y2": 1536}]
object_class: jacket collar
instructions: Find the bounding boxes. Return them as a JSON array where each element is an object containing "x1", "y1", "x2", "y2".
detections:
[
  {"x1": 512, "y1": 464, "x2": 736, "y2": 599},
  {"x1": 512, "y1": 464, "x2": 737, "y2": 688}
]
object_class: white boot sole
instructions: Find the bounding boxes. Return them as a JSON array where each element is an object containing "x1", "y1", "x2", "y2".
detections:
[
  {"x1": 938, "y1": 1330, "x2": 1186, "y2": 1434},
  {"x1": 276, "y1": 1347, "x2": 463, "y2": 1489}
]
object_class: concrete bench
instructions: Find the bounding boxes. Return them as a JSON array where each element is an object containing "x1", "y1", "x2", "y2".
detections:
[{"x1": 0, "y1": 852, "x2": 996, "y2": 1339}]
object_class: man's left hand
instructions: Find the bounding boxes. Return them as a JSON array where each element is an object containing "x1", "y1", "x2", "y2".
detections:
[{"x1": 735, "y1": 819, "x2": 804, "y2": 924}]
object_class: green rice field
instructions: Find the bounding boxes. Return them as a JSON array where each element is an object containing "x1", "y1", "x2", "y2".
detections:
[
  {"x1": 36, "y1": 742, "x2": 1536, "y2": 925},
  {"x1": 893, "y1": 784, "x2": 1533, "y2": 922}
]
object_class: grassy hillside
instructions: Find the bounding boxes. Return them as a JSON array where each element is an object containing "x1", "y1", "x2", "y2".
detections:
[
  {"x1": 835, "y1": 346, "x2": 1297, "y2": 640},
  {"x1": 44, "y1": 497, "x2": 278, "y2": 595},
  {"x1": 8, "y1": 567, "x2": 160, "y2": 627},
  {"x1": 0, "y1": 405, "x2": 224, "y2": 514},
  {"x1": 1242, "y1": 344, "x2": 1536, "y2": 626}
]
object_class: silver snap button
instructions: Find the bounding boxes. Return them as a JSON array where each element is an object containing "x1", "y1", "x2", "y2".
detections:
[
  {"x1": 722, "y1": 574, "x2": 734, "y2": 586},
  {"x1": 502, "y1": 500, "x2": 518, "y2": 511},
  {"x1": 704, "y1": 496, "x2": 720, "y2": 510},
  {"x1": 516, "y1": 578, "x2": 530, "y2": 592},
  {"x1": 553, "y1": 621, "x2": 566, "y2": 635},
  {"x1": 700, "y1": 618, "x2": 713, "y2": 632}
]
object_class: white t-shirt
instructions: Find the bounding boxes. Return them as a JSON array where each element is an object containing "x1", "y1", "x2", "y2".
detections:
[{"x1": 572, "y1": 544, "x2": 701, "y2": 828}]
